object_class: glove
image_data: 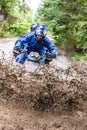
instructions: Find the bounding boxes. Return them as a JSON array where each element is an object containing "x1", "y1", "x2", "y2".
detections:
[
  {"x1": 46, "y1": 52, "x2": 56, "y2": 59},
  {"x1": 51, "y1": 54, "x2": 56, "y2": 58},
  {"x1": 13, "y1": 48, "x2": 28, "y2": 57},
  {"x1": 13, "y1": 48, "x2": 21, "y2": 57}
]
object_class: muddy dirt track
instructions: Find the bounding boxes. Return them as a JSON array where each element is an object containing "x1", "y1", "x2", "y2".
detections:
[{"x1": 0, "y1": 38, "x2": 87, "y2": 130}]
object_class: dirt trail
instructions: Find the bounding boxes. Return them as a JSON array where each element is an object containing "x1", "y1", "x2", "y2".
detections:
[
  {"x1": 0, "y1": 38, "x2": 87, "y2": 130},
  {"x1": 0, "y1": 101, "x2": 87, "y2": 130}
]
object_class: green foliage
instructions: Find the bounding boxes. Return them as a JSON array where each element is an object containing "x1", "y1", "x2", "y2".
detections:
[
  {"x1": 10, "y1": 18, "x2": 31, "y2": 36},
  {"x1": 0, "y1": 0, "x2": 32, "y2": 37},
  {"x1": 0, "y1": 20, "x2": 11, "y2": 37},
  {"x1": 0, "y1": 18, "x2": 32, "y2": 37},
  {"x1": 72, "y1": 53, "x2": 87, "y2": 61},
  {"x1": 0, "y1": 0, "x2": 19, "y2": 15},
  {"x1": 72, "y1": 53, "x2": 83, "y2": 61},
  {"x1": 83, "y1": 54, "x2": 87, "y2": 60},
  {"x1": 37, "y1": 0, "x2": 87, "y2": 55}
]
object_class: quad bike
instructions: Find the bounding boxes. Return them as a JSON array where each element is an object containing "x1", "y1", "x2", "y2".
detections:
[
  {"x1": 13, "y1": 49, "x2": 53, "y2": 65},
  {"x1": 13, "y1": 49, "x2": 53, "y2": 64}
]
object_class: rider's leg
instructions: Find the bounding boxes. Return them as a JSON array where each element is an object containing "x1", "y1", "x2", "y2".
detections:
[
  {"x1": 40, "y1": 57, "x2": 45, "y2": 65},
  {"x1": 38, "y1": 51, "x2": 46, "y2": 65}
]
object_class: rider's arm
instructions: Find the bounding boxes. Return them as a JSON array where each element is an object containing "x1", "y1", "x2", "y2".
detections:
[
  {"x1": 13, "y1": 33, "x2": 33, "y2": 51},
  {"x1": 13, "y1": 34, "x2": 27, "y2": 50},
  {"x1": 44, "y1": 37, "x2": 57, "y2": 58}
]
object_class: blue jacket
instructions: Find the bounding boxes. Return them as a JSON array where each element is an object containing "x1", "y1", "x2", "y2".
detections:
[{"x1": 14, "y1": 33, "x2": 57, "y2": 58}]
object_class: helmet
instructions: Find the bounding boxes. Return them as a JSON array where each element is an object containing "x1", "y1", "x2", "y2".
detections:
[
  {"x1": 38, "y1": 25, "x2": 46, "y2": 31},
  {"x1": 30, "y1": 23, "x2": 39, "y2": 32},
  {"x1": 35, "y1": 28, "x2": 46, "y2": 37}
]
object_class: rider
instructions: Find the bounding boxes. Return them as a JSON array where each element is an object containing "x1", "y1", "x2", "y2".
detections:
[
  {"x1": 13, "y1": 27, "x2": 57, "y2": 64},
  {"x1": 29, "y1": 23, "x2": 39, "y2": 32},
  {"x1": 13, "y1": 23, "x2": 45, "y2": 55}
]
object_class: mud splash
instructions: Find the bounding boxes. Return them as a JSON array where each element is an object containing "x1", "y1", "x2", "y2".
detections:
[{"x1": 0, "y1": 59, "x2": 87, "y2": 114}]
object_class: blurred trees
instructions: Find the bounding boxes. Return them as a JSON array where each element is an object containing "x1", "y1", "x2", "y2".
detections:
[
  {"x1": 0, "y1": 0, "x2": 18, "y2": 15},
  {"x1": 37, "y1": 0, "x2": 87, "y2": 55},
  {"x1": 0, "y1": 0, "x2": 32, "y2": 37}
]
